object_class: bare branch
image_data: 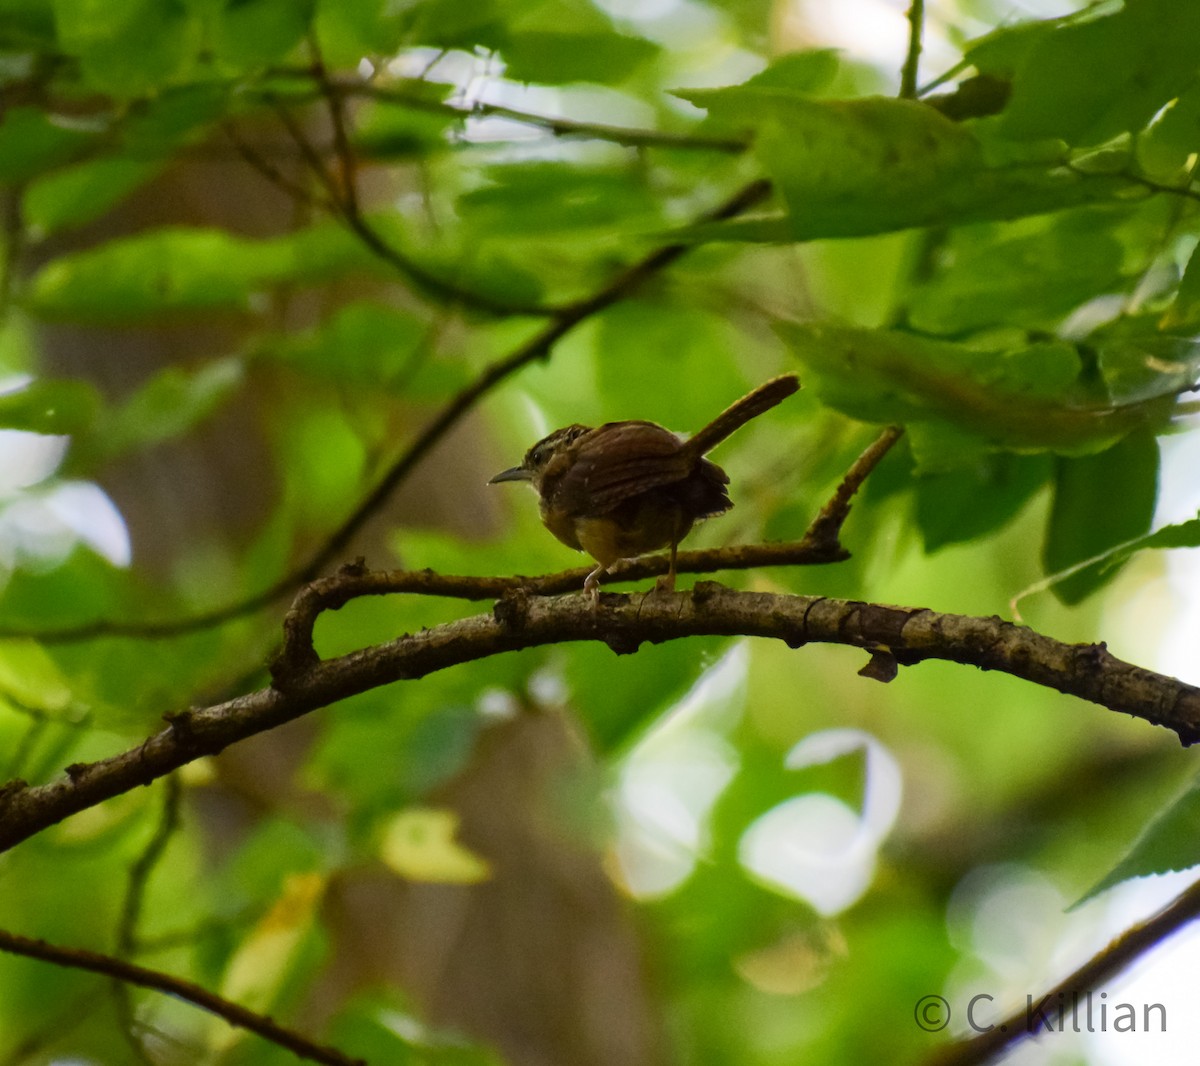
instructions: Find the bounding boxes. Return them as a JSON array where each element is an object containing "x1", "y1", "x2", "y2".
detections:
[
  {"x1": 926, "y1": 873, "x2": 1200, "y2": 1066},
  {"x1": 802, "y1": 425, "x2": 904, "y2": 550},
  {"x1": 0, "y1": 928, "x2": 364, "y2": 1066},
  {"x1": 3, "y1": 586, "x2": 1198, "y2": 856}
]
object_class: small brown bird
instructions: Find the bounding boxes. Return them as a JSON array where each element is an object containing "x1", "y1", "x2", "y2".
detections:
[{"x1": 490, "y1": 374, "x2": 800, "y2": 598}]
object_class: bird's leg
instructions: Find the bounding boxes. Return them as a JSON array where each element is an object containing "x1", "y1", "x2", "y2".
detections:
[
  {"x1": 654, "y1": 541, "x2": 679, "y2": 593},
  {"x1": 583, "y1": 563, "x2": 606, "y2": 606}
]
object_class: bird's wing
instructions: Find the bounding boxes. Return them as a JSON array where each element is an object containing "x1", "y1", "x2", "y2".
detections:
[{"x1": 550, "y1": 421, "x2": 709, "y2": 516}]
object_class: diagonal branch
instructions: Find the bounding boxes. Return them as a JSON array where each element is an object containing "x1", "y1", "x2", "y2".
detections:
[
  {"x1": 0, "y1": 928, "x2": 364, "y2": 1066},
  {"x1": 2, "y1": 587, "x2": 1198, "y2": 856},
  {"x1": 926, "y1": 872, "x2": 1200, "y2": 1066},
  {"x1": 2, "y1": 178, "x2": 774, "y2": 645}
]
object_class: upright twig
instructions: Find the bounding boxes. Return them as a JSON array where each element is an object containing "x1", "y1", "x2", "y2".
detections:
[
  {"x1": 111, "y1": 774, "x2": 183, "y2": 1064},
  {"x1": 901, "y1": 0, "x2": 925, "y2": 100}
]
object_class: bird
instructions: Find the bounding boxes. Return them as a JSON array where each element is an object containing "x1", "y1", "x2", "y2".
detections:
[{"x1": 489, "y1": 374, "x2": 800, "y2": 599}]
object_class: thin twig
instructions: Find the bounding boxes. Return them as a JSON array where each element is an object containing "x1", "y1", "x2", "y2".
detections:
[
  {"x1": 901, "y1": 0, "x2": 925, "y2": 100},
  {"x1": 926, "y1": 873, "x2": 1200, "y2": 1066},
  {"x1": 308, "y1": 39, "x2": 359, "y2": 215},
  {"x1": 322, "y1": 77, "x2": 751, "y2": 153},
  {"x1": 221, "y1": 121, "x2": 336, "y2": 212},
  {"x1": 117, "y1": 775, "x2": 182, "y2": 957},
  {"x1": 266, "y1": 92, "x2": 552, "y2": 317},
  {"x1": 0, "y1": 929, "x2": 364, "y2": 1066},
  {"x1": 802, "y1": 426, "x2": 904, "y2": 550},
  {"x1": 111, "y1": 774, "x2": 183, "y2": 1064}
]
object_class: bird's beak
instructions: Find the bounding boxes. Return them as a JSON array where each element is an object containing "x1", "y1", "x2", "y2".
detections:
[{"x1": 489, "y1": 465, "x2": 531, "y2": 484}]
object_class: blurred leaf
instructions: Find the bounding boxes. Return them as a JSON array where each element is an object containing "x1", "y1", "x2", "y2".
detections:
[
  {"x1": 1139, "y1": 83, "x2": 1200, "y2": 179},
  {"x1": 595, "y1": 300, "x2": 748, "y2": 436},
  {"x1": 0, "y1": 107, "x2": 94, "y2": 183},
  {"x1": 916, "y1": 453, "x2": 1052, "y2": 552},
  {"x1": 52, "y1": 0, "x2": 201, "y2": 96},
  {"x1": 218, "y1": 871, "x2": 325, "y2": 1012},
  {"x1": 502, "y1": 30, "x2": 657, "y2": 85},
  {"x1": 24, "y1": 157, "x2": 163, "y2": 236},
  {"x1": 93, "y1": 357, "x2": 245, "y2": 463},
  {"x1": 313, "y1": 0, "x2": 407, "y2": 61},
  {"x1": 1043, "y1": 429, "x2": 1159, "y2": 604},
  {"x1": 24, "y1": 222, "x2": 389, "y2": 323},
  {"x1": 379, "y1": 807, "x2": 492, "y2": 883},
  {"x1": 964, "y1": 14, "x2": 1067, "y2": 78},
  {"x1": 27, "y1": 227, "x2": 288, "y2": 322},
  {"x1": 0, "y1": 377, "x2": 101, "y2": 434},
  {"x1": 213, "y1": 0, "x2": 314, "y2": 68},
  {"x1": 1163, "y1": 240, "x2": 1200, "y2": 330},
  {"x1": 673, "y1": 49, "x2": 839, "y2": 112},
  {"x1": 997, "y1": 0, "x2": 1200, "y2": 146},
  {"x1": 907, "y1": 213, "x2": 1126, "y2": 334},
  {"x1": 354, "y1": 88, "x2": 461, "y2": 159},
  {"x1": 1077, "y1": 779, "x2": 1200, "y2": 906},
  {"x1": 457, "y1": 163, "x2": 659, "y2": 235},
  {"x1": 259, "y1": 302, "x2": 428, "y2": 390}
]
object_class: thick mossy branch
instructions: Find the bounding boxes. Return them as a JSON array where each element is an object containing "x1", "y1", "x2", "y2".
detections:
[{"x1": 2, "y1": 587, "x2": 1197, "y2": 854}]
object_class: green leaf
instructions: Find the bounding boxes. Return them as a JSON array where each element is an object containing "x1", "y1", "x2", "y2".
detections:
[
  {"x1": 677, "y1": 89, "x2": 1125, "y2": 240},
  {"x1": 502, "y1": 30, "x2": 658, "y2": 85},
  {"x1": 1138, "y1": 82, "x2": 1200, "y2": 180},
  {"x1": 906, "y1": 212, "x2": 1126, "y2": 335},
  {"x1": 1163, "y1": 240, "x2": 1200, "y2": 330},
  {"x1": 778, "y1": 321, "x2": 1163, "y2": 454},
  {"x1": 353, "y1": 88, "x2": 461, "y2": 159},
  {"x1": 401, "y1": 0, "x2": 507, "y2": 51},
  {"x1": 915, "y1": 453, "x2": 1052, "y2": 552},
  {"x1": 23, "y1": 222, "x2": 391, "y2": 324},
  {"x1": 1076, "y1": 779, "x2": 1200, "y2": 907},
  {"x1": 98, "y1": 357, "x2": 245, "y2": 462},
  {"x1": 457, "y1": 163, "x2": 659, "y2": 235},
  {"x1": 0, "y1": 107, "x2": 95, "y2": 183},
  {"x1": 1137, "y1": 512, "x2": 1200, "y2": 551},
  {"x1": 742, "y1": 95, "x2": 983, "y2": 234},
  {"x1": 1042, "y1": 429, "x2": 1159, "y2": 604},
  {"x1": 964, "y1": 16, "x2": 1064, "y2": 78},
  {"x1": 258, "y1": 302, "x2": 431, "y2": 391},
  {"x1": 0, "y1": 378, "x2": 101, "y2": 434},
  {"x1": 998, "y1": 1, "x2": 1200, "y2": 146},
  {"x1": 26, "y1": 228, "x2": 280, "y2": 322},
  {"x1": 213, "y1": 0, "x2": 314, "y2": 68},
  {"x1": 24, "y1": 157, "x2": 163, "y2": 236},
  {"x1": 673, "y1": 49, "x2": 839, "y2": 108},
  {"x1": 52, "y1": 0, "x2": 201, "y2": 96}
]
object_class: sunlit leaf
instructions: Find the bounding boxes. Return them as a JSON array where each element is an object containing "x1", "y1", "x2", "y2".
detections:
[
  {"x1": 502, "y1": 30, "x2": 658, "y2": 85},
  {"x1": 379, "y1": 807, "x2": 492, "y2": 883}
]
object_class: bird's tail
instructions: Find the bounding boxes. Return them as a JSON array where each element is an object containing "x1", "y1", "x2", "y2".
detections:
[{"x1": 685, "y1": 374, "x2": 800, "y2": 457}]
